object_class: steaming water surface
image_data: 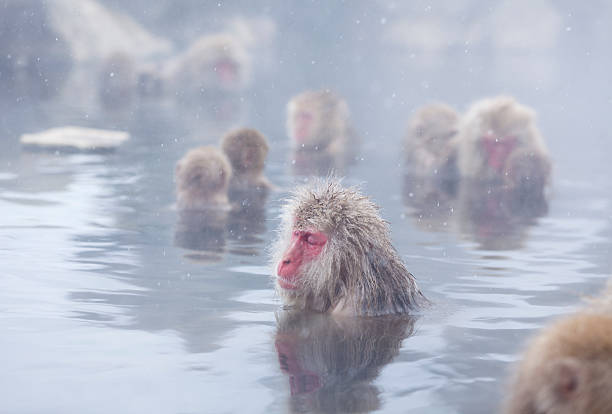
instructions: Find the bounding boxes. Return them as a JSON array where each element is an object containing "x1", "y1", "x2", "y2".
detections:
[{"x1": 2, "y1": 2, "x2": 612, "y2": 413}]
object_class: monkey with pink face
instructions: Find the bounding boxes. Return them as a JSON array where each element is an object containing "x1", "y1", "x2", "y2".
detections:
[
  {"x1": 456, "y1": 96, "x2": 552, "y2": 196},
  {"x1": 272, "y1": 179, "x2": 426, "y2": 316},
  {"x1": 286, "y1": 90, "x2": 358, "y2": 175}
]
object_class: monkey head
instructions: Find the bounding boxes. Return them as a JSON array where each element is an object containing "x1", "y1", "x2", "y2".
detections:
[
  {"x1": 273, "y1": 179, "x2": 424, "y2": 315},
  {"x1": 175, "y1": 146, "x2": 232, "y2": 210},
  {"x1": 286, "y1": 90, "x2": 349, "y2": 151},
  {"x1": 221, "y1": 128, "x2": 269, "y2": 176},
  {"x1": 504, "y1": 312, "x2": 612, "y2": 414},
  {"x1": 406, "y1": 103, "x2": 459, "y2": 159},
  {"x1": 473, "y1": 96, "x2": 544, "y2": 175}
]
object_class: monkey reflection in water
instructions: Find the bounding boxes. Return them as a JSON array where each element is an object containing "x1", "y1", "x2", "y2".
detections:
[
  {"x1": 275, "y1": 311, "x2": 416, "y2": 413},
  {"x1": 455, "y1": 178, "x2": 548, "y2": 251}
]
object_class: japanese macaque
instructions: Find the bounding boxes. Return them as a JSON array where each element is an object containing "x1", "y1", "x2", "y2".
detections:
[
  {"x1": 220, "y1": 128, "x2": 271, "y2": 192},
  {"x1": 404, "y1": 103, "x2": 460, "y2": 178},
  {"x1": 165, "y1": 34, "x2": 250, "y2": 99},
  {"x1": 272, "y1": 179, "x2": 427, "y2": 316},
  {"x1": 174, "y1": 208, "x2": 228, "y2": 262},
  {"x1": 504, "y1": 288, "x2": 612, "y2": 414},
  {"x1": 275, "y1": 311, "x2": 415, "y2": 413},
  {"x1": 456, "y1": 96, "x2": 551, "y2": 195},
  {"x1": 286, "y1": 90, "x2": 356, "y2": 174},
  {"x1": 175, "y1": 146, "x2": 232, "y2": 211}
]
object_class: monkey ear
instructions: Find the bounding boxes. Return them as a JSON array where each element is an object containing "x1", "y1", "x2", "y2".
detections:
[{"x1": 549, "y1": 358, "x2": 582, "y2": 401}]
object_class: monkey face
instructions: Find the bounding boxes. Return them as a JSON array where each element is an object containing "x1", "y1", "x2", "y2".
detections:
[
  {"x1": 480, "y1": 132, "x2": 518, "y2": 173},
  {"x1": 213, "y1": 57, "x2": 238, "y2": 85},
  {"x1": 276, "y1": 229, "x2": 328, "y2": 290}
]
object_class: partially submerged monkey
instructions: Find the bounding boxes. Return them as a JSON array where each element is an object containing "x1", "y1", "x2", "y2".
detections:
[
  {"x1": 175, "y1": 146, "x2": 232, "y2": 211},
  {"x1": 404, "y1": 103, "x2": 460, "y2": 178},
  {"x1": 504, "y1": 285, "x2": 612, "y2": 414},
  {"x1": 272, "y1": 179, "x2": 427, "y2": 316},
  {"x1": 455, "y1": 96, "x2": 551, "y2": 194},
  {"x1": 220, "y1": 127, "x2": 271, "y2": 192},
  {"x1": 286, "y1": 90, "x2": 356, "y2": 161}
]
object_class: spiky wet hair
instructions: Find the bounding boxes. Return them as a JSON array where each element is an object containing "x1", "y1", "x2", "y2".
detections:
[{"x1": 273, "y1": 178, "x2": 426, "y2": 316}]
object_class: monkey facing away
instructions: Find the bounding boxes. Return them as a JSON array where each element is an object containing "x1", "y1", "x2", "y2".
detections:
[
  {"x1": 404, "y1": 102, "x2": 460, "y2": 178},
  {"x1": 175, "y1": 146, "x2": 232, "y2": 211},
  {"x1": 272, "y1": 179, "x2": 427, "y2": 316},
  {"x1": 220, "y1": 127, "x2": 271, "y2": 192}
]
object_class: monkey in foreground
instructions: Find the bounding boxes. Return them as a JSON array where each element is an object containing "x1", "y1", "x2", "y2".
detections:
[
  {"x1": 175, "y1": 146, "x2": 232, "y2": 211},
  {"x1": 286, "y1": 90, "x2": 356, "y2": 168},
  {"x1": 275, "y1": 311, "x2": 415, "y2": 413},
  {"x1": 404, "y1": 103, "x2": 460, "y2": 178},
  {"x1": 220, "y1": 128, "x2": 271, "y2": 193},
  {"x1": 455, "y1": 96, "x2": 551, "y2": 194},
  {"x1": 272, "y1": 179, "x2": 427, "y2": 316},
  {"x1": 504, "y1": 293, "x2": 612, "y2": 414}
]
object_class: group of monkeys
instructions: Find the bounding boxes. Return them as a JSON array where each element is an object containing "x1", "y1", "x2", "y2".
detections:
[{"x1": 174, "y1": 90, "x2": 610, "y2": 413}]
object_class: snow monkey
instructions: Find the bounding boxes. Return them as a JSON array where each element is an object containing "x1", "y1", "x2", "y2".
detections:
[
  {"x1": 404, "y1": 102, "x2": 460, "y2": 177},
  {"x1": 456, "y1": 96, "x2": 551, "y2": 194},
  {"x1": 286, "y1": 90, "x2": 354, "y2": 158},
  {"x1": 175, "y1": 146, "x2": 232, "y2": 210},
  {"x1": 272, "y1": 179, "x2": 427, "y2": 316},
  {"x1": 220, "y1": 127, "x2": 271, "y2": 192},
  {"x1": 165, "y1": 33, "x2": 250, "y2": 99},
  {"x1": 504, "y1": 284, "x2": 612, "y2": 414}
]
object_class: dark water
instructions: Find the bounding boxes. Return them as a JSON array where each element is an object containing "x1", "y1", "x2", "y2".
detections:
[{"x1": 1, "y1": 1, "x2": 612, "y2": 413}]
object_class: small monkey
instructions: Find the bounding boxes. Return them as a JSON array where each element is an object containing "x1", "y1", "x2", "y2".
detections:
[
  {"x1": 286, "y1": 90, "x2": 355, "y2": 158},
  {"x1": 220, "y1": 127, "x2": 271, "y2": 192},
  {"x1": 272, "y1": 178, "x2": 427, "y2": 316},
  {"x1": 175, "y1": 146, "x2": 232, "y2": 211},
  {"x1": 456, "y1": 96, "x2": 551, "y2": 194},
  {"x1": 404, "y1": 103, "x2": 460, "y2": 177},
  {"x1": 504, "y1": 309, "x2": 612, "y2": 414}
]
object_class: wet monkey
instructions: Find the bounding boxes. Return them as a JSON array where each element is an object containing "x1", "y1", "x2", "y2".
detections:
[
  {"x1": 272, "y1": 179, "x2": 426, "y2": 316},
  {"x1": 456, "y1": 96, "x2": 551, "y2": 194},
  {"x1": 175, "y1": 146, "x2": 232, "y2": 211},
  {"x1": 220, "y1": 128, "x2": 271, "y2": 191}
]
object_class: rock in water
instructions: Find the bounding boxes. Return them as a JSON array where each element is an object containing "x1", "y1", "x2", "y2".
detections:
[{"x1": 20, "y1": 126, "x2": 129, "y2": 152}]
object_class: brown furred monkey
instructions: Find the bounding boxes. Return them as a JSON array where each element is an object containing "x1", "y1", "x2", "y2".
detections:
[
  {"x1": 404, "y1": 103, "x2": 460, "y2": 178},
  {"x1": 275, "y1": 311, "x2": 416, "y2": 413},
  {"x1": 175, "y1": 146, "x2": 232, "y2": 211},
  {"x1": 504, "y1": 288, "x2": 612, "y2": 414},
  {"x1": 455, "y1": 96, "x2": 551, "y2": 195},
  {"x1": 221, "y1": 127, "x2": 272, "y2": 192},
  {"x1": 272, "y1": 179, "x2": 427, "y2": 316}
]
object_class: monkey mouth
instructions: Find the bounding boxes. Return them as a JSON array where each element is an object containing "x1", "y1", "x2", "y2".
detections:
[{"x1": 277, "y1": 276, "x2": 298, "y2": 290}]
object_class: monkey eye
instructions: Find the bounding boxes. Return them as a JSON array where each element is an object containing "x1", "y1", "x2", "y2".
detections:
[{"x1": 305, "y1": 233, "x2": 326, "y2": 246}]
